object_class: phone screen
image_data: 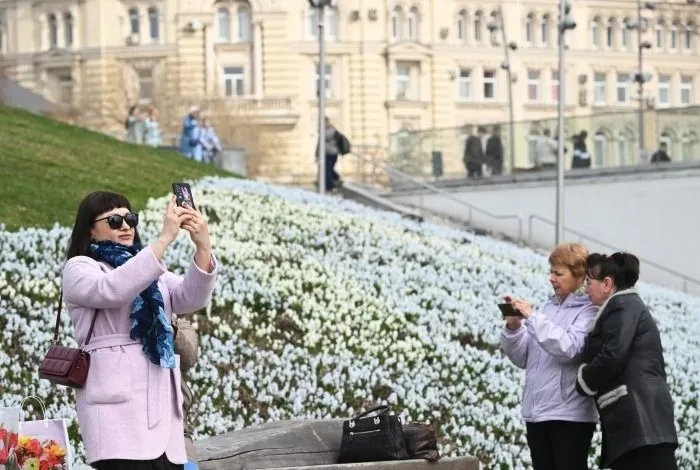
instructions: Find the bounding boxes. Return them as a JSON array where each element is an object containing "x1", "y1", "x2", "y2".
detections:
[
  {"x1": 498, "y1": 303, "x2": 523, "y2": 317},
  {"x1": 172, "y1": 182, "x2": 196, "y2": 210}
]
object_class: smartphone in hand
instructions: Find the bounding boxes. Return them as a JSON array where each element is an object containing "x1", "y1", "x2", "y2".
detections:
[
  {"x1": 498, "y1": 303, "x2": 523, "y2": 318},
  {"x1": 172, "y1": 182, "x2": 196, "y2": 210}
]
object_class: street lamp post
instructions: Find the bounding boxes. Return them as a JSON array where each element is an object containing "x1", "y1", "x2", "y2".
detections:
[
  {"x1": 626, "y1": 2, "x2": 656, "y2": 161},
  {"x1": 309, "y1": 0, "x2": 335, "y2": 194},
  {"x1": 555, "y1": 0, "x2": 576, "y2": 245},
  {"x1": 487, "y1": 9, "x2": 518, "y2": 173}
]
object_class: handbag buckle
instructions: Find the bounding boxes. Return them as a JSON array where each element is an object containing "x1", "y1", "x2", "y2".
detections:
[
  {"x1": 349, "y1": 420, "x2": 355, "y2": 428},
  {"x1": 373, "y1": 417, "x2": 380, "y2": 425}
]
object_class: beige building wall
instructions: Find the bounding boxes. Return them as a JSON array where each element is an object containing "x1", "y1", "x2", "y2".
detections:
[{"x1": 0, "y1": 0, "x2": 699, "y2": 181}]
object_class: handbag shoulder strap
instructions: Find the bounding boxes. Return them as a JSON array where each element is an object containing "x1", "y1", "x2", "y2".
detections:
[
  {"x1": 354, "y1": 405, "x2": 390, "y2": 420},
  {"x1": 54, "y1": 290, "x2": 99, "y2": 347}
]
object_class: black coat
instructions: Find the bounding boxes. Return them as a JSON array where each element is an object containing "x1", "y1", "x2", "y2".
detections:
[
  {"x1": 576, "y1": 290, "x2": 678, "y2": 467},
  {"x1": 463, "y1": 135, "x2": 485, "y2": 165}
]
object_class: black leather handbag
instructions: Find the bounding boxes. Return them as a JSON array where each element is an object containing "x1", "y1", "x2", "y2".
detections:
[{"x1": 337, "y1": 405, "x2": 409, "y2": 463}]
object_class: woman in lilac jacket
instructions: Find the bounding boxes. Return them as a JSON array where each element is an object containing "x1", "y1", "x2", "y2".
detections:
[
  {"x1": 500, "y1": 243, "x2": 598, "y2": 470},
  {"x1": 62, "y1": 191, "x2": 217, "y2": 470}
]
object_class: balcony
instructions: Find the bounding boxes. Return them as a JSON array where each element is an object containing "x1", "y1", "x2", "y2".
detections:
[{"x1": 189, "y1": 96, "x2": 299, "y2": 126}]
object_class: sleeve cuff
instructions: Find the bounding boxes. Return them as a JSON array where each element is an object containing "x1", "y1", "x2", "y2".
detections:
[
  {"x1": 502, "y1": 325, "x2": 526, "y2": 337},
  {"x1": 577, "y1": 363, "x2": 597, "y2": 396},
  {"x1": 191, "y1": 253, "x2": 218, "y2": 275}
]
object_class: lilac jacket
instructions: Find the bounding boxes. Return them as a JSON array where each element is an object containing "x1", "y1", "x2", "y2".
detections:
[
  {"x1": 62, "y1": 247, "x2": 217, "y2": 464},
  {"x1": 500, "y1": 293, "x2": 598, "y2": 423}
]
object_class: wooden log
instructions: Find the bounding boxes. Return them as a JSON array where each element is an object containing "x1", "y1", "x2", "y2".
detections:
[{"x1": 195, "y1": 420, "x2": 480, "y2": 470}]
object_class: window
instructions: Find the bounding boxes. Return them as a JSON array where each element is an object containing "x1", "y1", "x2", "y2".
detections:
[
  {"x1": 457, "y1": 11, "x2": 467, "y2": 43},
  {"x1": 680, "y1": 76, "x2": 693, "y2": 105},
  {"x1": 407, "y1": 7, "x2": 418, "y2": 41},
  {"x1": 483, "y1": 69, "x2": 496, "y2": 99},
  {"x1": 658, "y1": 75, "x2": 670, "y2": 106},
  {"x1": 148, "y1": 7, "x2": 159, "y2": 41},
  {"x1": 525, "y1": 14, "x2": 534, "y2": 43},
  {"x1": 58, "y1": 73, "x2": 73, "y2": 104},
  {"x1": 396, "y1": 64, "x2": 410, "y2": 99},
  {"x1": 606, "y1": 18, "x2": 614, "y2": 48},
  {"x1": 238, "y1": 5, "x2": 251, "y2": 41},
  {"x1": 528, "y1": 131, "x2": 539, "y2": 166},
  {"x1": 48, "y1": 13, "x2": 58, "y2": 48},
  {"x1": 138, "y1": 68, "x2": 154, "y2": 102},
  {"x1": 622, "y1": 18, "x2": 630, "y2": 49},
  {"x1": 670, "y1": 24, "x2": 678, "y2": 51},
  {"x1": 129, "y1": 8, "x2": 139, "y2": 35},
  {"x1": 551, "y1": 69, "x2": 560, "y2": 102},
  {"x1": 316, "y1": 63, "x2": 332, "y2": 98},
  {"x1": 656, "y1": 22, "x2": 664, "y2": 49},
  {"x1": 618, "y1": 134, "x2": 629, "y2": 165},
  {"x1": 223, "y1": 66, "x2": 245, "y2": 96},
  {"x1": 541, "y1": 15, "x2": 550, "y2": 45},
  {"x1": 616, "y1": 73, "x2": 629, "y2": 103},
  {"x1": 681, "y1": 134, "x2": 697, "y2": 161},
  {"x1": 594, "y1": 131, "x2": 607, "y2": 167},
  {"x1": 458, "y1": 69, "x2": 471, "y2": 100},
  {"x1": 594, "y1": 73, "x2": 606, "y2": 104},
  {"x1": 685, "y1": 23, "x2": 693, "y2": 51},
  {"x1": 63, "y1": 12, "x2": 73, "y2": 48},
  {"x1": 218, "y1": 8, "x2": 230, "y2": 41},
  {"x1": 474, "y1": 11, "x2": 482, "y2": 42},
  {"x1": 660, "y1": 132, "x2": 673, "y2": 156},
  {"x1": 307, "y1": 8, "x2": 317, "y2": 38},
  {"x1": 391, "y1": 7, "x2": 402, "y2": 41},
  {"x1": 591, "y1": 17, "x2": 600, "y2": 48},
  {"x1": 527, "y1": 70, "x2": 540, "y2": 102}
]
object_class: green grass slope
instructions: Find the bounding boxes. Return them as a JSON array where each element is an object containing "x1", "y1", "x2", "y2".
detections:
[{"x1": 0, "y1": 105, "x2": 232, "y2": 230}]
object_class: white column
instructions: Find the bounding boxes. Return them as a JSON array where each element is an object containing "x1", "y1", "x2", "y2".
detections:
[{"x1": 253, "y1": 20, "x2": 263, "y2": 99}]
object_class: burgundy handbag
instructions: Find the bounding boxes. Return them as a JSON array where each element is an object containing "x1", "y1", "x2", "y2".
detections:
[{"x1": 38, "y1": 291, "x2": 98, "y2": 388}]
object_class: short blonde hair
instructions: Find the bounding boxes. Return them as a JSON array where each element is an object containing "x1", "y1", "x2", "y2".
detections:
[{"x1": 548, "y1": 243, "x2": 588, "y2": 279}]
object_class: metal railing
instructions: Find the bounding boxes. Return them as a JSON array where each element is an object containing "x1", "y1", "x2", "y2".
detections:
[
  {"x1": 346, "y1": 151, "x2": 524, "y2": 241},
  {"x1": 528, "y1": 214, "x2": 700, "y2": 293}
]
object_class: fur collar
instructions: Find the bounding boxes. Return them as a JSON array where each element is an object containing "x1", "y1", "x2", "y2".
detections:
[{"x1": 588, "y1": 288, "x2": 639, "y2": 333}]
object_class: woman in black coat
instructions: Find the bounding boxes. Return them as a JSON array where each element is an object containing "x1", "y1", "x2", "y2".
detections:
[{"x1": 576, "y1": 252, "x2": 678, "y2": 470}]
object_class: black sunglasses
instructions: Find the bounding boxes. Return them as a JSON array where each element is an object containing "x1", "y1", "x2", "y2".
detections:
[{"x1": 94, "y1": 213, "x2": 139, "y2": 229}]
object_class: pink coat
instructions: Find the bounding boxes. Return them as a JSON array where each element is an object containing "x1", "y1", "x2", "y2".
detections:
[{"x1": 62, "y1": 247, "x2": 216, "y2": 464}]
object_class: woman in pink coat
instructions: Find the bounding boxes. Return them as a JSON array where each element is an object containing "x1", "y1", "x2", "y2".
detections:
[{"x1": 62, "y1": 191, "x2": 217, "y2": 470}]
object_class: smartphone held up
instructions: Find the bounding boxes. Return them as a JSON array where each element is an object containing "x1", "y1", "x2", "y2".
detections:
[
  {"x1": 172, "y1": 182, "x2": 196, "y2": 210},
  {"x1": 498, "y1": 302, "x2": 523, "y2": 318}
]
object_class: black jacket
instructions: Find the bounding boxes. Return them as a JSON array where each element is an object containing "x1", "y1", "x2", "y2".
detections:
[
  {"x1": 315, "y1": 129, "x2": 351, "y2": 157},
  {"x1": 463, "y1": 135, "x2": 485, "y2": 165},
  {"x1": 576, "y1": 289, "x2": 677, "y2": 467},
  {"x1": 485, "y1": 135, "x2": 503, "y2": 160}
]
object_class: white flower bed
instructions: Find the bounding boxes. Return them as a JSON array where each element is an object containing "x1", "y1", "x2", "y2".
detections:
[{"x1": 1, "y1": 176, "x2": 699, "y2": 469}]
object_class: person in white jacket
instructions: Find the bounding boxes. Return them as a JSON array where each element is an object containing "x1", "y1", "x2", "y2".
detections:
[{"x1": 534, "y1": 129, "x2": 558, "y2": 171}]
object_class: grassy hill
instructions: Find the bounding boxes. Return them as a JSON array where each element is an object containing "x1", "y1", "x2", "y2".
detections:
[{"x1": 0, "y1": 105, "x2": 232, "y2": 230}]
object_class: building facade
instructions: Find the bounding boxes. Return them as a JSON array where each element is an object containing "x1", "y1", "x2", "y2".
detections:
[{"x1": 0, "y1": 0, "x2": 698, "y2": 181}]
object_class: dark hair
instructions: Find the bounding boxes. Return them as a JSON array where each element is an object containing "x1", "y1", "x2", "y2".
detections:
[
  {"x1": 124, "y1": 105, "x2": 137, "y2": 130},
  {"x1": 66, "y1": 191, "x2": 142, "y2": 260},
  {"x1": 586, "y1": 252, "x2": 640, "y2": 290}
]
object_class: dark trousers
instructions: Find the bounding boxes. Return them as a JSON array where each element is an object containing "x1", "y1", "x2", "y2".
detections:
[
  {"x1": 489, "y1": 156, "x2": 503, "y2": 175},
  {"x1": 526, "y1": 421, "x2": 596, "y2": 470},
  {"x1": 466, "y1": 161, "x2": 482, "y2": 178},
  {"x1": 610, "y1": 443, "x2": 678, "y2": 470},
  {"x1": 325, "y1": 153, "x2": 340, "y2": 189},
  {"x1": 93, "y1": 453, "x2": 184, "y2": 470}
]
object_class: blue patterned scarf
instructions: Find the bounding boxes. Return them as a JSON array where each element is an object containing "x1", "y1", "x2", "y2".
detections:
[{"x1": 89, "y1": 240, "x2": 176, "y2": 369}]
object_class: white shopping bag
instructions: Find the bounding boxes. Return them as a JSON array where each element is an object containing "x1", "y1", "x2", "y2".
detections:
[
  {"x1": 17, "y1": 396, "x2": 71, "y2": 470},
  {"x1": 0, "y1": 405, "x2": 20, "y2": 468}
]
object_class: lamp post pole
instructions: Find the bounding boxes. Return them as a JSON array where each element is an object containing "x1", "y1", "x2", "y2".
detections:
[
  {"x1": 495, "y1": 7, "x2": 516, "y2": 173},
  {"x1": 555, "y1": 1, "x2": 575, "y2": 245},
  {"x1": 315, "y1": 2, "x2": 327, "y2": 194},
  {"x1": 637, "y1": 0, "x2": 645, "y2": 158}
]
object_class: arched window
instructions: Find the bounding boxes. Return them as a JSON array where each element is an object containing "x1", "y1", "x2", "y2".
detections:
[
  {"x1": 473, "y1": 11, "x2": 482, "y2": 42},
  {"x1": 656, "y1": 21, "x2": 664, "y2": 49},
  {"x1": 591, "y1": 17, "x2": 600, "y2": 48},
  {"x1": 594, "y1": 130, "x2": 607, "y2": 167},
  {"x1": 63, "y1": 12, "x2": 73, "y2": 48},
  {"x1": 622, "y1": 17, "x2": 631, "y2": 49},
  {"x1": 606, "y1": 18, "x2": 615, "y2": 48},
  {"x1": 48, "y1": 13, "x2": 58, "y2": 48},
  {"x1": 148, "y1": 7, "x2": 159, "y2": 41},
  {"x1": 525, "y1": 13, "x2": 534, "y2": 44},
  {"x1": 457, "y1": 10, "x2": 467, "y2": 43},
  {"x1": 541, "y1": 14, "x2": 550, "y2": 45},
  {"x1": 129, "y1": 7, "x2": 140, "y2": 35},
  {"x1": 325, "y1": 7, "x2": 338, "y2": 40},
  {"x1": 527, "y1": 129, "x2": 540, "y2": 167},
  {"x1": 617, "y1": 133, "x2": 629, "y2": 165},
  {"x1": 685, "y1": 23, "x2": 694, "y2": 50},
  {"x1": 681, "y1": 133, "x2": 697, "y2": 161},
  {"x1": 660, "y1": 131, "x2": 673, "y2": 156},
  {"x1": 218, "y1": 7, "x2": 230, "y2": 41},
  {"x1": 237, "y1": 4, "x2": 251, "y2": 41},
  {"x1": 390, "y1": 7, "x2": 403, "y2": 42},
  {"x1": 407, "y1": 7, "x2": 419, "y2": 41}
]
